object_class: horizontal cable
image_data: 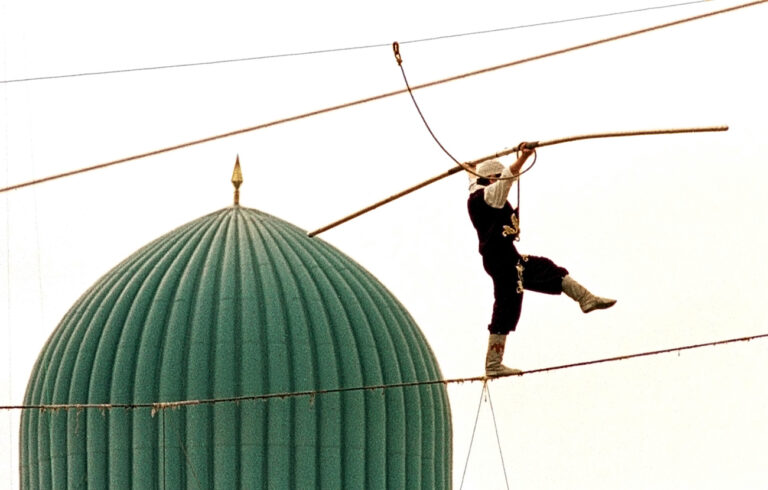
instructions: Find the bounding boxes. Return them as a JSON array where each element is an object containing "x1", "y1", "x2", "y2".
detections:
[
  {"x1": 1, "y1": 332, "x2": 765, "y2": 413},
  {"x1": 0, "y1": 1, "x2": 713, "y2": 85},
  {"x1": 1, "y1": 0, "x2": 764, "y2": 196}
]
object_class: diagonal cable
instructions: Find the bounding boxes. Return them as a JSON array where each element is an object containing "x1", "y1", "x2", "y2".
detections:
[{"x1": 0, "y1": 0, "x2": 764, "y2": 196}]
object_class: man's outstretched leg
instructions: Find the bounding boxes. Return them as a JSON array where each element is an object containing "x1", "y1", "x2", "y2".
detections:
[
  {"x1": 561, "y1": 275, "x2": 616, "y2": 313},
  {"x1": 485, "y1": 334, "x2": 522, "y2": 377}
]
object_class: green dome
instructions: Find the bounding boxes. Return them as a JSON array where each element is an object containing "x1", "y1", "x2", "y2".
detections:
[{"x1": 20, "y1": 206, "x2": 452, "y2": 489}]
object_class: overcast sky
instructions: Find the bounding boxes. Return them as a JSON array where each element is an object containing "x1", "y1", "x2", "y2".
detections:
[{"x1": 2, "y1": 0, "x2": 767, "y2": 488}]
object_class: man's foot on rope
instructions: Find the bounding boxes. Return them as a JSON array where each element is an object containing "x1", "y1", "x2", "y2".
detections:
[
  {"x1": 485, "y1": 364, "x2": 523, "y2": 377},
  {"x1": 485, "y1": 334, "x2": 523, "y2": 377}
]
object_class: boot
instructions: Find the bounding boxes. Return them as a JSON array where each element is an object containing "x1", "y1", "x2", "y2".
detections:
[
  {"x1": 485, "y1": 334, "x2": 522, "y2": 377},
  {"x1": 561, "y1": 275, "x2": 617, "y2": 313}
]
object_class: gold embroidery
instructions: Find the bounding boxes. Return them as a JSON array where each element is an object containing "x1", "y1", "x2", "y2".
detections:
[
  {"x1": 501, "y1": 214, "x2": 520, "y2": 237},
  {"x1": 516, "y1": 260, "x2": 525, "y2": 294}
]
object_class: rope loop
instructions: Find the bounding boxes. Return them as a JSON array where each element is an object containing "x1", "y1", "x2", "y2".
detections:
[{"x1": 392, "y1": 41, "x2": 403, "y2": 65}]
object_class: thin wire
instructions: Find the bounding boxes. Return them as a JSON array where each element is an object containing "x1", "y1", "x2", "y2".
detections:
[
  {"x1": 1, "y1": 331, "x2": 765, "y2": 413},
  {"x1": 403, "y1": 0, "x2": 714, "y2": 44},
  {"x1": 3, "y1": 80, "x2": 14, "y2": 489},
  {"x1": 460, "y1": 381, "x2": 488, "y2": 489},
  {"x1": 162, "y1": 410, "x2": 167, "y2": 490},
  {"x1": 486, "y1": 384, "x2": 511, "y2": 490},
  {"x1": 0, "y1": 0, "x2": 715, "y2": 85},
  {"x1": 171, "y1": 412, "x2": 203, "y2": 490},
  {"x1": 0, "y1": 0, "x2": 761, "y2": 195}
]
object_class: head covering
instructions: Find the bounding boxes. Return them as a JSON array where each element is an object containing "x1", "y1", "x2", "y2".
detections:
[
  {"x1": 468, "y1": 159, "x2": 507, "y2": 193},
  {"x1": 475, "y1": 159, "x2": 505, "y2": 178}
]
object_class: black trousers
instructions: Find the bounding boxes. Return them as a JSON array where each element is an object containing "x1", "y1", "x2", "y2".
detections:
[{"x1": 484, "y1": 254, "x2": 569, "y2": 335}]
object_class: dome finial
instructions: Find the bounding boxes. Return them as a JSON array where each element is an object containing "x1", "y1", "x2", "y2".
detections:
[{"x1": 232, "y1": 155, "x2": 243, "y2": 205}]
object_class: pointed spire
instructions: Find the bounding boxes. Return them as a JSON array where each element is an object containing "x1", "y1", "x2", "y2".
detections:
[{"x1": 232, "y1": 155, "x2": 243, "y2": 205}]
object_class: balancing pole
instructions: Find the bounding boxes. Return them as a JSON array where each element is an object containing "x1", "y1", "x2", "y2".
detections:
[{"x1": 307, "y1": 125, "x2": 728, "y2": 237}]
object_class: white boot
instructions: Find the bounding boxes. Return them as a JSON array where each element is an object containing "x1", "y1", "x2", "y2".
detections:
[
  {"x1": 561, "y1": 275, "x2": 616, "y2": 313},
  {"x1": 485, "y1": 334, "x2": 522, "y2": 377}
]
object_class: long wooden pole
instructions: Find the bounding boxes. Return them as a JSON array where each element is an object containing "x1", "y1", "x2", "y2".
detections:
[{"x1": 307, "y1": 125, "x2": 728, "y2": 237}]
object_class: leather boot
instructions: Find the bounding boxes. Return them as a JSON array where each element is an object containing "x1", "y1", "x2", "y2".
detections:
[
  {"x1": 485, "y1": 334, "x2": 522, "y2": 377},
  {"x1": 561, "y1": 275, "x2": 616, "y2": 313}
]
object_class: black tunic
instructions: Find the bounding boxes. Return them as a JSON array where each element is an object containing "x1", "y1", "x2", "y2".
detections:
[
  {"x1": 467, "y1": 189, "x2": 521, "y2": 275},
  {"x1": 467, "y1": 188, "x2": 567, "y2": 334}
]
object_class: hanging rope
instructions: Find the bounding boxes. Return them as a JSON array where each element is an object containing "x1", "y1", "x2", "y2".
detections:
[
  {"x1": 161, "y1": 410, "x2": 167, "y2": 490},
  {"x1": 394, "y1": 42, "x2": 463, "y2": 169},
  {"x1": 1, "y1": 0, "x2": 762, "y2": 195},
  {"x1": 3, "y1": 126, "x2": 14, "y2": 488},
  {"x1": 459, "y1": 383, "x2": 512, "y2": 489},
  {"x1": 460, "y1": 382, "x2": 488, "y2": 489},
  {"x1": 393, "y1": 41, "x2": 540, "y2": 183},
  {"x1": 394, "y1": 40, "x2": 539, "y2": 240},
  {"x1": 170, "y1": 413, "x2": 204, "y2": 490},
  {"x1": 486, "y1": 383, "x2": 512, "y2": 490},
  {"x1": 307, "y1": 125, "x2": 727, "y2": 236}
]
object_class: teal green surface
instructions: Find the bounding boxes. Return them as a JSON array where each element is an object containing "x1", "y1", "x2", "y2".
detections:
[{"x1": 20, "y1": 206, "x2": 452, "y2": 489}]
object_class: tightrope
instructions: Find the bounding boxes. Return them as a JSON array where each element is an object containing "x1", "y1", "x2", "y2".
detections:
[{"x1": 2, "y1": 332, "x2": 765, "y2": 413}]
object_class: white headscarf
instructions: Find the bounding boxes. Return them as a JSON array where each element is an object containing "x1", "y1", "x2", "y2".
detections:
[
  {"x1": 468, "y1": 159, "x2": 516, "y2": 208},
  {"x1": 468, "y1": 159, "x2": 505, "y2": 193}
]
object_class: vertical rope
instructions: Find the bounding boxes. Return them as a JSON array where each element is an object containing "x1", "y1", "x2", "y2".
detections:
[
  {"x1": 173, "y1": 409, "x2": 203, "y2": 489},
  {"x1": 3, "y1": 63, "x2": 14, "y2": 490},
  {"x1": 459, "y1": 382, "x2": 488, "y2": 489},
  {"x1": 32, "y1": 191, "x2": 45, "y2": 340},
  {"x1": 3, "y1": 222, "x2": 11, "y2": 489},
  {"x1": 486, "y1": 384, "x2": 511, "y2": 489},
  {"x1": 460, "y1": 383, "x2": 513, "y2": 489},
  {"x1": 3, "y1": 232, "x2": 11, "y2": 490},
  {"x1": 516, "y1": 178, "x2": 521, "y2": 228},
  {"x1": 162, "y1": 410, "x2": 167, "y2": 490}
]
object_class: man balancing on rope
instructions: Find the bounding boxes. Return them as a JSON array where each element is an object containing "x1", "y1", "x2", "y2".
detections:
[{"x1": 467, "y1": 146, "x2": 616, "y2": 377}]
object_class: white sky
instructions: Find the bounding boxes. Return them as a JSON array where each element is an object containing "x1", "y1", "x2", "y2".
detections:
[{"x1": 2, "y1": 0, "x2": 767, "y2": 488}]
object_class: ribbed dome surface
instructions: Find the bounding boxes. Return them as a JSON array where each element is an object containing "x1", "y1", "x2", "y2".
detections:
[{"x1": 20, "y1": 206, "x2": 452, "y2": 489}]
